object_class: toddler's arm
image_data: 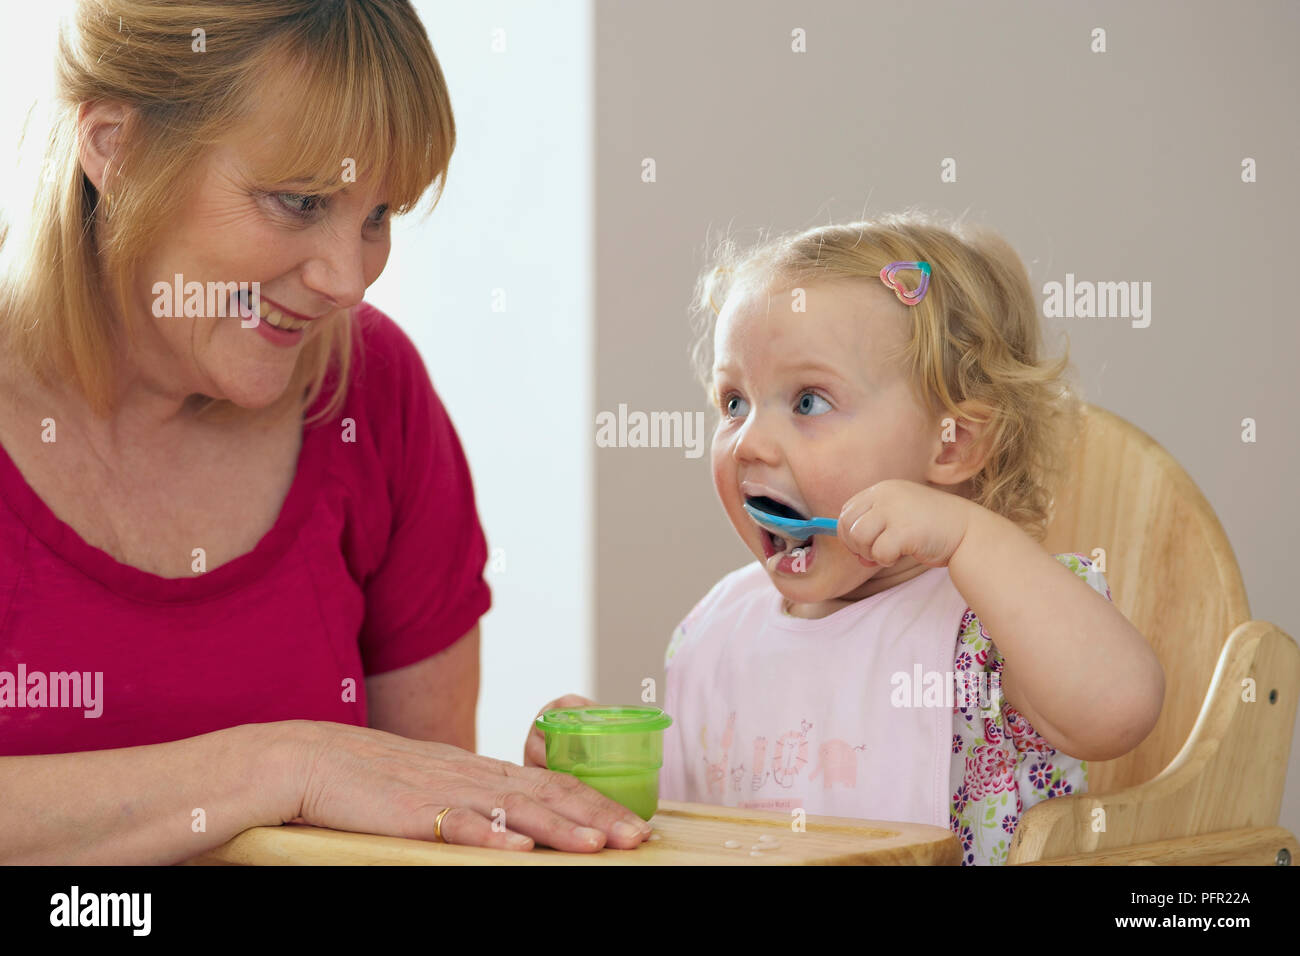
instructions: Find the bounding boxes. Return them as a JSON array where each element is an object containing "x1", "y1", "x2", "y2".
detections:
[{"x1": 948, "y1": 508, "x2": 1164, "y2": 761}]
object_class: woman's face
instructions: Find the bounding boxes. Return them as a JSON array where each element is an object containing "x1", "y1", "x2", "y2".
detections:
[{"x1": 126, "y1": 97, "x2": 393, "y2": 410}]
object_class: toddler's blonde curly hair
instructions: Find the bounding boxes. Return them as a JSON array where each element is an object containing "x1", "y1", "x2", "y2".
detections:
[{"x1": 689, "y1": 210, "x2": 1084, "y2": 542}]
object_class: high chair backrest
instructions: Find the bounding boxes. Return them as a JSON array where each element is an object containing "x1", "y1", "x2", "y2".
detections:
[{"x1": 1039, "y1": 404, "x2": 1250, "y2": 795}]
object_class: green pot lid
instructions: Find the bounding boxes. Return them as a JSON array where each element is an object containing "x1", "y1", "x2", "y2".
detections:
[{"x1": 536, "y1": 705, "x2": 672, "y2": 734}]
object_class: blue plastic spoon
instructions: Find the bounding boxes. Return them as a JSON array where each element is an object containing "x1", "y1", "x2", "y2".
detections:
[{"x1": 743, "y1": 500, "x2": 838, "y2": 541}]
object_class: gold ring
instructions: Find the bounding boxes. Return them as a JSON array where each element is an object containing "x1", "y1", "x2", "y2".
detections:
[{"x1": 433, "y1": 806, "x2": 453, "y2": 843}]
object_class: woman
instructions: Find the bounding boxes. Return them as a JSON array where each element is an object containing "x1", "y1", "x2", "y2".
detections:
[{"x1": 0, "y1": 0, "x2": 649, "y2": 862}]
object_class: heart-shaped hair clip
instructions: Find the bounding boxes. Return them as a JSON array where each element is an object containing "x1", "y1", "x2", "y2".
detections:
[{"x1": 879, "y1": 261, "x2": 932, "y2": 306}]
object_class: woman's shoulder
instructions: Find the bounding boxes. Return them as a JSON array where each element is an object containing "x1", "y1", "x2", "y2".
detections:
[
  {"x1": 350, "y1": 301, "x2": 431, "y2": 397},
  {"x1": 322, "y1": 301, "x2": 452, "y2": 441},
  {"x1": 353, "y1": 300, "x2": 417, "y2": 356},
  {"x1": 308, "y1": 302, "x2": 470, "y2": 538},
  {"x1": 320, "y1": 302, "x2": 489, "y2": 616}
]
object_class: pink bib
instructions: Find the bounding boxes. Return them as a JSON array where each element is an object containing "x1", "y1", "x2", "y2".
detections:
[{"x1": 662, "y1": 562, "x2": 972, "y2": 827}]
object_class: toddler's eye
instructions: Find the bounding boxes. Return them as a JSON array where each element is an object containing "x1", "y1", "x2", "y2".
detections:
[
  {"x1": 796, "y1": 391, "x2": 831, "y2": 416},
  {"x1": 724, "y1": 394, "x2": 750, "y2": 419}
]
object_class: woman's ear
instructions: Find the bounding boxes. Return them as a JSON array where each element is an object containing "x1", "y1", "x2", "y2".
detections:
[
  {"x1": 926, "y1": 400, "x2": 996, "y2": 489},
  {"x1": 77, "y1": 100, "x2": 130, "y2": 196}
]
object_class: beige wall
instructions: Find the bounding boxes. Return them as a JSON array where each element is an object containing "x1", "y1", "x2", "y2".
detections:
[{"x1": 594, "y1": 1, "x2": 1300, "y2": 836}]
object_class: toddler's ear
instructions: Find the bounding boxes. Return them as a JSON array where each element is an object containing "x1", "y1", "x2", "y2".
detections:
[{"x1": 928, "y1": 400, "x2": 996, "y2": 487}]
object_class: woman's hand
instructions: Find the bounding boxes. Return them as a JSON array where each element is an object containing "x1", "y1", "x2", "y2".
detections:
[
  {"x1": 837, "y1": 478, "x2": 976, "y2": 569},
  {"x1": 285, "y1": 718, "x2": 649, "y2": 853},
  {"x1": 523, "y1": 693, "x2": 597, "y2": 769}
]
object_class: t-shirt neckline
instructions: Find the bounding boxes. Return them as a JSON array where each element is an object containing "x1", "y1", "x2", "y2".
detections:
[{"x1": 0, "y1": 411, "x2": 329, "y2": 605}]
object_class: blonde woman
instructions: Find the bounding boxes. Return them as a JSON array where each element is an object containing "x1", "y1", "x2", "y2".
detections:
[{"x1": 0, "y1": 0, "x2": 650, "y2": 862}]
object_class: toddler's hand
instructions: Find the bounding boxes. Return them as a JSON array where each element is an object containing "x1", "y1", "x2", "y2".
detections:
[
  {"x1": 837, "y1": 478, "x2": 975, "y2": 570},
  {"x1": 524, "y1": 694, "x2": 597, "y2": 768}
]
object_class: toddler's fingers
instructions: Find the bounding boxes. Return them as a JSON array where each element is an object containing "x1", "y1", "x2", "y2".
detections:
[
  {"x1": 527, "y1": 694, "x2": 597, "y2": 767},
  {"x1": 524, "y1": 728, "x2": 548, "y2": 768},
  {"x1": 535, "y1": 693, "x2": 598, "y2": 716},
  {"x1": 840, "y1": 507, "x2": 886, "y2": 560},
  {"x1": 868, "y1": 526, "x2": 903, "y2": 566},
  {"x1": 837, "y1": 499, "x2": 871, "y2": 543}
]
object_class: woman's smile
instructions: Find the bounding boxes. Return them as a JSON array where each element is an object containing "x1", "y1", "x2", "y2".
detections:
[
  {"x1": 235, "y1": 289, "x2": 317, "y2": 331},
  {"x1": 231, "y1": 288, "x2": 318, "y2": 349}
]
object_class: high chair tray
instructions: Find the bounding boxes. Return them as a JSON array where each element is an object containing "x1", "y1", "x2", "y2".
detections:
[{"x1": 182, "y1": 800, "x2": 961, "y2": 865}]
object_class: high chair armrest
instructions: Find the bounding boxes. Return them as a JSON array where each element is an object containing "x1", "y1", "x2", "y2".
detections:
[{"x1": 1006, "y1": 619, "x2": 1299, "y2": 864}]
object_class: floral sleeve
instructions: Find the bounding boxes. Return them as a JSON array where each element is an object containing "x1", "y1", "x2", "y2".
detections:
[{"x1": 948, "y1": 552, "x2": 1111, "y2": 865}]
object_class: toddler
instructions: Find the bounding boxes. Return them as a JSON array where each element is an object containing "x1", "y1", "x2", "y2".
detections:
[{"x1": 531, "y1": 212, "x2": 1164, "y2": 865}]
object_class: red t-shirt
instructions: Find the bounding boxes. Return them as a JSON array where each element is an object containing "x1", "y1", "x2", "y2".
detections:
[{"x1": 0, "y1": 303, "x2": 492, "y2": 755}]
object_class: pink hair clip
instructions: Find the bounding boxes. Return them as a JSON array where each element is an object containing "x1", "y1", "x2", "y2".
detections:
[{"x1": 879, "y1": 261, "x2": 931, "y2": 306}]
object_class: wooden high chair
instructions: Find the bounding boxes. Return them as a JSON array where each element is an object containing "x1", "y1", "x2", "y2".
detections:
[{"x1": 1010, "y1": 404, "x2": 1299, "y2": 865}]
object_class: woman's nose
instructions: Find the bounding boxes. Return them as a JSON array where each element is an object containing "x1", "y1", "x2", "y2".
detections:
[{"x1": 302, "y1": 234, "x2": 369, "y2": 311}]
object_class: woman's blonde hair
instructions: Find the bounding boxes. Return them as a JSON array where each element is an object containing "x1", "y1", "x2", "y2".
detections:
[
  {"x1": 689, "y1": 210, "x2": 1084, "y2": 541},
  {"x1": 0, "y1": 0, "x2": 455, "y2": 424}
]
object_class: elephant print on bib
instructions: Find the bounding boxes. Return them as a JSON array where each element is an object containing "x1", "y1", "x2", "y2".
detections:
[{"x1": 809, "y1": 739, "x2": 866, "y2": 789}]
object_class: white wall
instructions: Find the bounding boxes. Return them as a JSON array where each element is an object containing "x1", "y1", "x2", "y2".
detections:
[{"x1": 376, "y1": 2, "x2": 592, "y2": 762}]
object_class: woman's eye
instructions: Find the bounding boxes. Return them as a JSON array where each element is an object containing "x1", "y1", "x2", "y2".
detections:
[
  {"x1": 368, "y1": 204, "x2": 390, "y2": 225},
  {"x1": 276, "y1": 193, "x2": 324, "y2": 217},
  {"x1": 795, "y1": 391, "x2": 831, "y2": 416},
  {"x1": 724, "y1": 394, "x2": 750, "y2": 419}
]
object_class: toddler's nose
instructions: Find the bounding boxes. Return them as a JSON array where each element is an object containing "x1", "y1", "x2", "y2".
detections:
[{"x1": 733, "y1": 411, "x2": 782, "y2": 465}]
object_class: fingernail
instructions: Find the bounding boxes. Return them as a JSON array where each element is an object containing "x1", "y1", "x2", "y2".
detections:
[
  {"x1": 508, "y1": 834, "x2": 532, "y2": 848},
  {"x1": 577, "y1": 826, "x2": 604, "y2": 845},
  {"x1": 613, "y1": 821, "x2": 643, "y2": 840}
]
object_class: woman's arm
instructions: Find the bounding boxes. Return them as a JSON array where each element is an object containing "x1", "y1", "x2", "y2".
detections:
[
  {"x1": 366, "y1": 623, "x2": 480, "y2": 751},
  {"x1": 947, "y1": 508, "x2": 1165, "y2": 761},
  {"x1": 0, "y1": 721, "x2": 305, "y2": 865},
  {"x1": 1, "y1": 711, "x2": 653, "y2": 861}
]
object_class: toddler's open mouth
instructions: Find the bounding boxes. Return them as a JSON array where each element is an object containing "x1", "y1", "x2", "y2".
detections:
[{"x1": 747, "y1": 496, "x2": 816, "y2": 571}]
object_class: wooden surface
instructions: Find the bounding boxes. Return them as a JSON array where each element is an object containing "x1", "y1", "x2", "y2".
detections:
[
  {"x1": 1040, "y1": 404, "x2": 1252, "y2": 796},
  {"x1": 183, "y1": 800, "x2": 961, "y2": 866},
  {"x1": 1017, "y1": 826, "x2": 1299, "y2": 866},
  {"x1": 1018, "y1": 403, "x2": 1299, "y2": 863},
  {"x1": 1008, "y1": 619, "x2": 1299, "y2": 863}
]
